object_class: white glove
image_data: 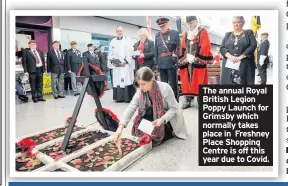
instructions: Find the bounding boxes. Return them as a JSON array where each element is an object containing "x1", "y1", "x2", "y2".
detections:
[{"x1": 187, "y1": 54, "x2": 195, "y2": 64}]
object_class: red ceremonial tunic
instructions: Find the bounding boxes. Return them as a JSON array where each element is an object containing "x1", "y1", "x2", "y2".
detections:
[{"x1": 178, "y1": 27, "x2": 213, "y2": 96}]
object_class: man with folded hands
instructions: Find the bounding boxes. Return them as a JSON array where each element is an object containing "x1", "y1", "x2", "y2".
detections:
[{"x1": 107, "y1": 26, "x2": 135, "y2": 103}]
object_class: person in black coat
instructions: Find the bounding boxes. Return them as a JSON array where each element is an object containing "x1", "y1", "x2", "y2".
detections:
[
  {"x1": 154, "y1": 18, "x2": 180, "y2": 101},
  {"x1": 133, "y1": 28, "x2": 155, "y2": 71},
  {"x1": 220, "y1": 16, "x2": 257, "y2": 85},
  {"x1": 97, "y1": 44, "x2": 108, "y2": 72},
  {"x1": 97, "y1": 44, "x2": 111, "y2": 89},
  {"x1": 22, "y1": 40, "x2": 46, "y2": 103},
  {"x1": 66, "y1": 41, "x2": 82, "y2": 96},
  {"x1": 257, "y1": 32, "x2": 270, "y2": 85},
  {"x1": 62, "y1": 49, "x2": 72, "y2": 91},
  {"x1": 47, "y1": 40, "x2": 66, "y2": 99},
  {"x1": 83, "y1": 43, "x2": 101, "y2": 67}
]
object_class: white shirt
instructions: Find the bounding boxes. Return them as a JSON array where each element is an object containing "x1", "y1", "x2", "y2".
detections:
[
  {"x1": 32, "y1": 50, "x2": 43, "y2": 67},
  {"x1": 54, "y1": 49, "x2": 61, "y2": 60},
  {"x1": 89, "y1": 51, "x2": 95, "y2": 57}
]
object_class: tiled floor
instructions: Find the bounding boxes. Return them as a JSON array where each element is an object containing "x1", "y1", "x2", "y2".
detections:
[{"x1": 15, "y1": 68, "x2": 273, "y2": 171}]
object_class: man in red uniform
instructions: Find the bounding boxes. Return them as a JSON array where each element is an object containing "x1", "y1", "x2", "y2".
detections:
[{"x1": 178, "y1": 16, "x2": 213, "y2": 109}]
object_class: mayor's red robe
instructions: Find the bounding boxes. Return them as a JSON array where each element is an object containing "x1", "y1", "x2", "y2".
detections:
[{"x1": 178, "y1": 27, "x2": 213, "y2": 96}]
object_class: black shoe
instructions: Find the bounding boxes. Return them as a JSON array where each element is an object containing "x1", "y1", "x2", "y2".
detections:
[
  {"x1": 33, "y1": 99, "x2": 38, "y2": 103},
  {"x1": 58, "y1": 95, "x2": 66, "y2": 98},
  {"x1": 38, "y1": 98, "x2": 46, "y2": 101},
  {"x1": 54, "y1": 96, "x2": 59, "y2": 99},
  {"x1": 19, "y1": 95, "x2": 28, "y2": 102},
  {"x1": 74, "y1": 93, "x2": 78, "y2": 96}
]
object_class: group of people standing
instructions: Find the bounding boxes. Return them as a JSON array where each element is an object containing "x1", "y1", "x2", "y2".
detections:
[
  {"x1": 21, "y1": 40, "x2": 108, "y2": 103},
  {"x1": 18, "y1": 15, "x2": 271, "y2": 149},
  {"x1": 20, "y1": 15, "x2": 271, "y2": 109},
  {"x1": 114, "y1": 15, "x2": 271, "y2": 148}
]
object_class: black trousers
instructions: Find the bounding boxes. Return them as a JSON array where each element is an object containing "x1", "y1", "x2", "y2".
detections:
[
  {"x1": 64, "y1": 77, "x2": 73, "y2": 90},
  {"x1": 159, "y1": 68, "x2": 178, "y2": 101},
  {"x1": 110, "y1": 69, "x2": 113, "y2": 86},
  {"x1": 257, "y1": 63, "x2": 268, "y2": 85},
  {"x1": 28, "y1": 67, "x2": 43, "y2": 99},
  {"x1": 142, "y1": 107, "x2": 174, "y2": 145}
]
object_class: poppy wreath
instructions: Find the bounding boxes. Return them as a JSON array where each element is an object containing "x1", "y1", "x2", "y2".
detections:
[
  {"x1": 138, "y1": 134, "x2": 152, "y2": 146},
  {"x1": 17, "y1": 138, "x2": 38, "y2": 158},
  {"x1": 77, "y1": 64, "x2": 107, "y2": 98},
  {"x1": 95, "y1": 108, "x2": 119, "y2": 132}
]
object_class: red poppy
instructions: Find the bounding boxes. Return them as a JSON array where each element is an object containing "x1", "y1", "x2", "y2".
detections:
[
  {"x1": 17, "y1": 138, "x2": 37, "y2": 158},
  {"x1": 138, "y1": 134, "x2": 152, "y2": 146},
  {"x1": 242, "y1": 33, "x2": 245, "y2": 38},
  {"x1": 193, "y1": 36, "x2": 199, "y2": 43}
]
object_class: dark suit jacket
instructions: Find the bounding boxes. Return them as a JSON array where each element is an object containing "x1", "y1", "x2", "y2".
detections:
[
  {"x1": 66, "y1": 49, "x2": 82, "y2": 73},
  {"x1": 154, "y1": 30, "x2": 180, "y2": 69},
  {"x1": 258, "y1": 39, "x2": 270, "y2": 64},
  {"x1": 133, "y1": 39, "x2": 155, "y2": 69},
  {"x1": 22, "y1": 48, "x2": 45, "y2": 73},
  {"x1": 97, "y1": 51, "x2": 108, "y2": 72},
  {"x1": 83, "y1": 51, "x2": 100, "y2": 67},
  {"x1": 47, "y1": 49, "x2": 65, "y2": 74}
]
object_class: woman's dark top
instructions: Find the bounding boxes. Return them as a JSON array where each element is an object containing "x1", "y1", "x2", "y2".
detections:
[{"x1": 220, "y1": 29, "x2": 257, "y2": 85}]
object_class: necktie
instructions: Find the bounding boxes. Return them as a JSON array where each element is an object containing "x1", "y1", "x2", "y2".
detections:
[
  {"x1": 33, "y1": 50, "x2": 39, "y2": 64},
  {"x1": 57, "y1": 50, "x2": 61, "y2": 60}
]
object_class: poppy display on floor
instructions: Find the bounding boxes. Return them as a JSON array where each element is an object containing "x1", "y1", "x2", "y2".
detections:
[
  {"x1": 67, "y1": 138, "x2": 139, "y2": 171},
  {"x1": 77, "y1": 64, "x2": 107, "y2": 98},
  {"x1": 39, "y1": 131, "x2": 110, "y2": 161},
  {"x1": 16, "y1": 155, "x2": 45, "y2": 172},
  {"x1": 95, "y1": 108, "x2": 119, "y2": 132},
  {"x1": 16, "y1": 126, "x2": 84, "y2": 150}
]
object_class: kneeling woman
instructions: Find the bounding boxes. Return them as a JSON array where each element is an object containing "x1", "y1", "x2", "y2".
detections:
[{"x1": 114, "y1": 67, "x2": 187, "y2": 147}]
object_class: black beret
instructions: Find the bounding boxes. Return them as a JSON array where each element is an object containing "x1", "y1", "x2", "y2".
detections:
[
  {"x1": 87, "y1": 43, "x2": 93, "y2": 47},
  {"x1": 186, "y1": 16, "x2": 197, "y2": 23},
  {"x1": 156, "y1": 17, "x2": 169, "y2": 26}
]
